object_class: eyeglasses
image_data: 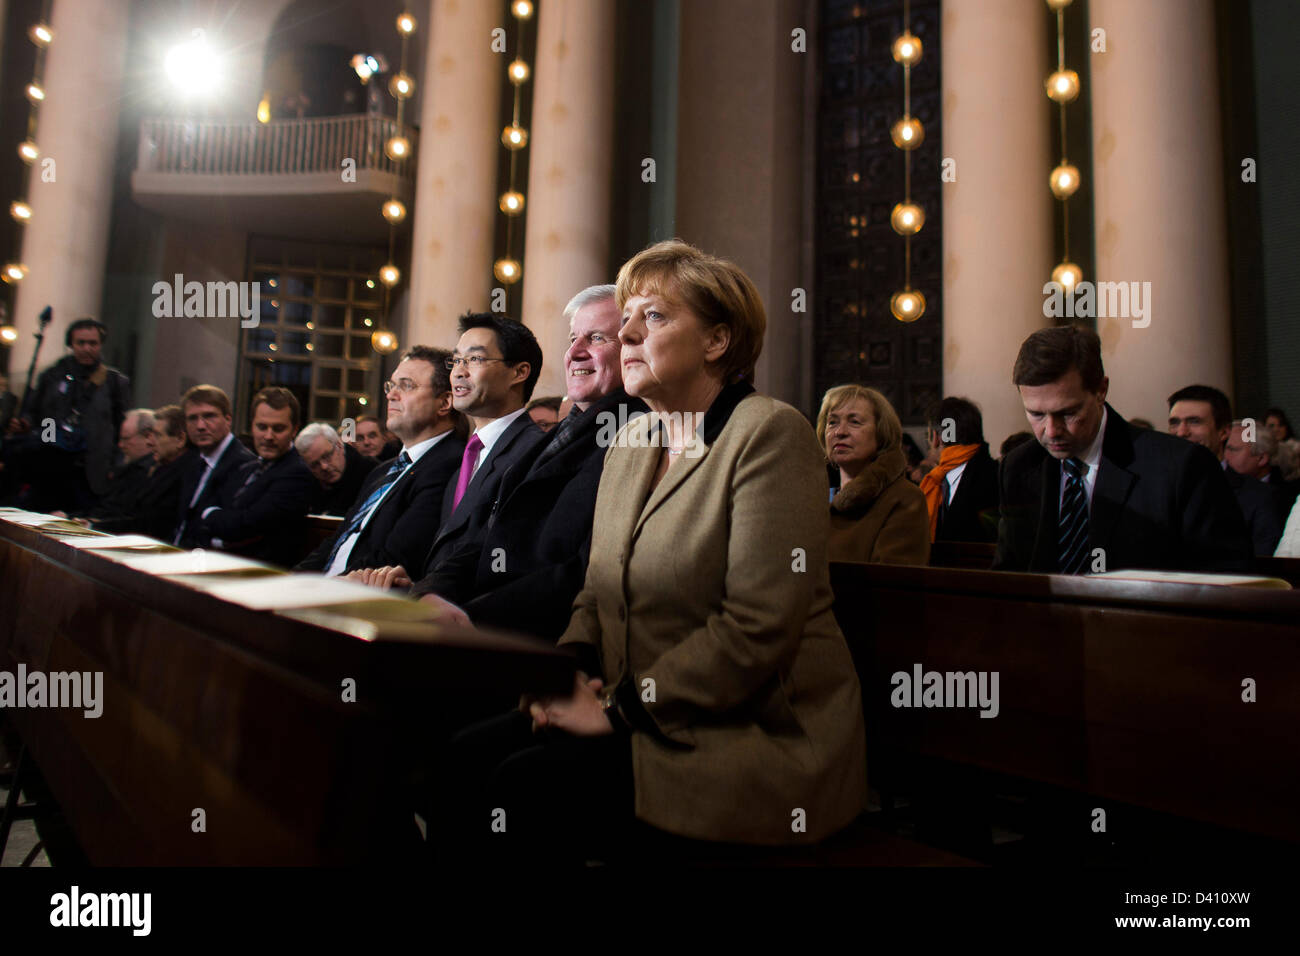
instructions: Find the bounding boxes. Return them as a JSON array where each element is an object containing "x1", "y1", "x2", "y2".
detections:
[
  {"x1": 445, "y1": 355, "x2": 508, "y2": 370},
  {"x1": 383, "y1": 378, "x2": 435, "y2": 394}
]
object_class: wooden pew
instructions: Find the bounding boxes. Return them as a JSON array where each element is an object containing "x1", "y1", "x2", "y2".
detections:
[
  {"x1": 0, "y1": 519, "x2": 573, "y2": 864},
  {"x1": 831, "y1": 561, "x2": 1300, "y2": 848}
]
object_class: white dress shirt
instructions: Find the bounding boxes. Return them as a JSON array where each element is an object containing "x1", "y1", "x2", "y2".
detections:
[
  {"x1": 325, "y1": 430, "x2": 452, "y2": 576},
  {"x1": 189, "y1": 432, "x2": 235, "y2": 508},
  {"x1": 944, "y1": 461, "x2": 967, "y2": 502},
  {"x1": 463, "y1": 407, "x2": 529, "y2": 481},
  {"x1": 1058, "y1": 407, "x2": 1107, "y2": 512}
]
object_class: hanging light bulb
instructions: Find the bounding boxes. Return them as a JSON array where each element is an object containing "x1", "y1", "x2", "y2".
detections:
[
  {"x1": 890, "y1": 202, "x2": 925, "y2": 236},
  {"x1": 384, "y1": 135, "x2": 411, "y2": 160},
  {"x1": 508, "y1": 59, "x2": 531, "y2": 85},
  {"x1": 889, "y1": 289, "x2": 926, "y2": 323},
  {"x1": 10, "y1": 201, "x2": 33, "y2": 223},
  {"x1": 0, "y1": 326, "x2": 19, "y2": 344},
  {"x1": 891, "y1": 32, "x2": 922, "y2": 66},
  {"x1": 1051, "y1": 261, "x2": 1083, "y2": 291},
  {"x1": 501, "y1": 124, "x2": 528, "y2": 150},
  {"x1": 26, "y1": 83, "x2": 45, "y2": 103},
  {"x1": 396, "y1": 12, "x2": 418, "y2": 35},
  {"x1": 493, "y1": 258, "x2": 522, "y2": 284},
  {"x1": 1046, "y1": 0, "x2": 1074, "y2": 9},
  {"x1": 512, "y1": 1, "x2": 534, "y2": 20},
  {"x1": 499, "y1": 191, "x2": 526, "y2": 215},
  {"x1": 388, "y1": 71, "x2": 415, "y2": 99},
  {"x1": 18, "y1": 140, "x2": 39, "y2": 163},
  {"x1": 2, "y1": 263, "x2": 29, "y2": 283},
  {"x1": 1045, "y1": 69, "x2": 1080, "y2": 103},
  {"x1": 890, "y1": 117, "x2": 924, "y2": 150},
  {"x1": 371, "y1": 330, "x2": 399, "y2": 353},
  {"x1": 382, "y1": 199, "x2": 407, "y2": 223},
  {"x1": 379, "y1": 264, "x2": 401, "y2": 286},
  {"x1": 29, "y1": 23, "x2": 54, "y2": 46},
  {"x1": 1049, "y1": 163, "x2": 1081, "y2": 199}
]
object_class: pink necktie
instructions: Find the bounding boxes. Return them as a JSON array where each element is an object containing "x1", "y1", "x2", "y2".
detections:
[{"x1": 451, "y1": 434, "x2": 484, "y2": 511}]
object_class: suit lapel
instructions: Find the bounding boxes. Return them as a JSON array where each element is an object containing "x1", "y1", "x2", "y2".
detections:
[
  {"x1": 1030, "y1": 453, "x2": 1060, "y2": 571},
  {"x1": 1089, "y1": 408, "x2": 1136, "y2": 558},
  {"x1": 631, "y1": 441, "x2": 712, "y2": 542}
]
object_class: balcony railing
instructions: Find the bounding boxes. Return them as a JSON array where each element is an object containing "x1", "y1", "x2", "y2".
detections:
[{"x1": 136, "y1": 114, "x2": 418, "y2": 179}]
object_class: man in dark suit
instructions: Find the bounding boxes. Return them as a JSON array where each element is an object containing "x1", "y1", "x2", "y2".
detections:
[
  {"x1": 994, "y1": 325, "x2": 1251, "y2": 574},
  {"x1": 1224, "y1": 419, "x2": 1299, "y2": 511},
  {"x1": 173, "y1": 385, "x2": 256, "y2": 547},
  {"x1": 295, "y1": 422, "x2": 378, "y2": 515},
  {"x1": 297, "y1": 346, "x2": 465, "y2": 576},
  {"x1": 349, "y1": 312, "x2": 544, "y2": 594},
  {"x1": 922, "y1": 396, "x2": 999, "y2": 543},
  {"x1": 411, "y1": 286, "x2": 645, "y2": 640},
  {"x1": 194, "y1": 387, "x2": 314, "y2": 567},
  {"x1": 66, "y1": 408, "x2": 157, "y2": 526},
  {"x1": 1167, "y1": 386, "x2": 1285, "y2": 556}
]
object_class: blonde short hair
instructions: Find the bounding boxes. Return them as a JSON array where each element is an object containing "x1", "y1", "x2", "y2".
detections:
[
  {"x1": 615, "y1": 239, "x2": 766, "y2": 384},
  {"x1": 815, "y1": 384, "x2": 903, "y2": 461}
]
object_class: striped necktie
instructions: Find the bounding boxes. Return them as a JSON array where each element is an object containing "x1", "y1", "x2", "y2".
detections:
[
  {"x1": 1058, "y1": 457, "x2": 1090, "y2": 574},
  {"x1": 324, "y1": 452, "x2": 411, "y2": 568}
]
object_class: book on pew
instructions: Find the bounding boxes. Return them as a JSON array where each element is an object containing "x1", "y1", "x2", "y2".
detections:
[{"x1": 1090, "y1": 569, "x2": 1292, "y2": 589}]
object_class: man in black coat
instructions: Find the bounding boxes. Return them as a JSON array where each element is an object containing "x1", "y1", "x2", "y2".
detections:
[
  {"x1": 923, "y1": 396, "x2": 999, "y2": 543},
  {"x1": 412, "y1": 286, "x2": 643, "y2": 640},
  {"x1": 994, "y1": 326, "x2": 1252, "y2": 574},
  {"x1": 173, "y1": 385, "x2": 256, "y2": 547},
  {"x1": 295, "y1": 422, "x2": 378, "y2": 516},
  {"x1": 297, "y1": 346, "x2": 465, "y2": 576},
  {"x1": 194, "y1": 387, "x2": 314, "y2": 567}
]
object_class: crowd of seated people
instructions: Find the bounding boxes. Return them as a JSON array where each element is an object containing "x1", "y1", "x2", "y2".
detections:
[{"x1": 6, "y1": 239, "x2": 1300, "y2": 859}]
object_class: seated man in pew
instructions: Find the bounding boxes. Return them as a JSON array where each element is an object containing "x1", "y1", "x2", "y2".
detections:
[
  {"x1": 994, "y1": 325, "x2": 1252, "y2": 574},
  {"x1": 296, "y1": 347, "x2": 465, "y2": 576},
  {"x1": 55, "y1": 408, "x2": 157, "y2": 526},
  {"x1": 921, "y1": 396, "x2": 999, "y2": 544},
  {"x1": 173, "y1": 385, "x2": 256, "y2": 547},
  {"x1": 295, "y1": 422, "x2": 378, "y2": 516},
  {"x1": 192, "y1": 387, "x2": 315, "y2": 567},
  {"x1": 83, "y1": 404, "x2": 190, "y2": 540}
]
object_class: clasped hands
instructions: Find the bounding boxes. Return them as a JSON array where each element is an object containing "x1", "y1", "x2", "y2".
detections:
[{"x1": 520, "y1": 671, "x2": 614, "y2": 737}]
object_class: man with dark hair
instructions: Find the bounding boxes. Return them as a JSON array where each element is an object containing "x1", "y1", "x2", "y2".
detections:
[
  {"x1": 349, "y1": 314, "x2": 545, "y2": 592},
  {"x1": 192, "y1": 386, "x2": 314, "y2": 566},
  {"x1": 921, "y1": 396, "x2": 999, "y2": 542},
  {"x1": 994, "y1": 325, "x2": 1251, "y2": 574},
  {"x1": 1167, "y1": 385, "x2": 1284, "y2": 556},
  {"x1": 174, "y1": 385, "x2": 256, "y2": 547},
  {"x1": 8, "y1": 316, "x2": 130, "y2": 512},
  {"x1": 526, "y1": 395, "x2": 564, "y2": 432},
  {"x1": 300, "y1": 346, "x2": 465, "y2": 576}
]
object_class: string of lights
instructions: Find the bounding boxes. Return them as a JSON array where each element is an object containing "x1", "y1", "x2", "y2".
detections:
[
  {"x1": 1045, "y1": 0, "x2": 1082, "y2": 293},
  {"x1": 889, "y1": 0, "x2": 925, "y2": 323},
  {"x1": 494, "y1": 0, "x2": 535, "y2": 289}
]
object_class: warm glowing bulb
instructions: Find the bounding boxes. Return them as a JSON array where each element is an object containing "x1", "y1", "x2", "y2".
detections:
[
  {"x1": 508, "y1": 59, "x2": 531, "y2": 85},
  {"x1": 890, "y1": 117, "x2": 924, "y2": 150},
  {"x1": 0, "y1": 325, "x2": 18, "y2": 343},
  {"x1": 396, "y1": 12, "x2": 418, "y2": 34},
  {"x1": 10, "y1": 201, "x2": 32, "y2": 223},
  {"x1": 891, "y1": 32, "x2": 922, "y2": 66},
  {"x1": 3, "y1": 263, "x2": 29, "y2": 283},
  {"x1": 499, "y1": 191, "x2": 526, "y2": 215},
  {"x1": 890, "y1": 289, "x2": 927, "y2": 323},
  {"x1": 512, "y1": 1, "x2": 534, "y2": 19},
  {"x1": 372, "y1": 330, "x2": 399, "y2": 353},
  {"x1": 29, "y1": 23, "x2": 54, "y2": 46},
  {"x1": 379, "y1": 264, "x2": 401, "y2": 286},
  {"x1": 26, "y1": 83, "x2": 45, "y2": 102},
  {"x1": 890, "y1": 202, "x2": 925, "y2": 236},
  {"x1": 494, "y1": 258, "x2": 522, "y2": 284},
  {"x1": 385, "y1": 135, "x2": 411, "y2": 160},
  {"x1": 382, "y1": 199, "x2": 407, "y2": 223},
  {"x1": 501, "y1": 125, "x2": 528, "y2": 150},
  {"x1": 388, "y1": 72, "x2": 415, "y2": 99},
  {"x1": 1052, "y1": 262, "x2": 1082, "y2": 290},
  {"x1": 18, "y1": 141, "x2": 39, "y2": 163},
  {"x1": 1049, "y1": 163, "x2": 1081, "y2": 199},
  {"x1": 1045, "y1": 69, "x2": 1080, "y2": 103},
  {"x1": 1046, "y1": 0, "x2": 1073, "y2": 10}
]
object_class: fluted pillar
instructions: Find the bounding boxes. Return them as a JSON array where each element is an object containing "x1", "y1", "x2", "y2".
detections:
[
  {"x1": 407, "y1": 0, "x2": 502, "y2": 350},
  {"x1": 11, "y1": 0, "x2": 130, "y2": 382},
  {"x1": 520, "y1": 0, "x2": 615, "y2": 398},
  {"x1": 941, "y1": 0, "x2": 1054, "y2": 448},
  {"x1": 1090, "y1": 0, "x2": 1231, "y2": 424}
]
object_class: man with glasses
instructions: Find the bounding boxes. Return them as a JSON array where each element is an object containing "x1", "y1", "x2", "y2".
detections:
[
  {"x1": 348, "y1": 312, "x2": 544, "y2": 593},
  {"x1": 295, "y1": 422, "x2": 378, "y2": 516},
  {"x1": 297, "y1": 346, "x2": 465, "y2": 576}
]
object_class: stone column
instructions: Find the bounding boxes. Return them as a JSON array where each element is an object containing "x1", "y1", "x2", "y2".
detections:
[
  {"x1": 520, "y1": 0, "x2": 615, "y2": 399},
  {"x1": 941, "y1": 0, "x2": 1055, "y2": 448},
  {"x1": 1090, "y1": 0, "x2": 1231, "y2": 425},
  {"x1": 10, "y1": 0, "x2": 130, "y2": 384},
  {"x1": 406, "y1": 0, "x2": 502, "y2": 351}
]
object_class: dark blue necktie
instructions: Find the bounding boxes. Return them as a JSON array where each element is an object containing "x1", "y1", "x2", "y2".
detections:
[
  {"x1": 325, "y1": 452, "x2": 411, "y2": 568},
  {"x1": 1058, "y1": 457, "x2": 1090, "y2": 574}
]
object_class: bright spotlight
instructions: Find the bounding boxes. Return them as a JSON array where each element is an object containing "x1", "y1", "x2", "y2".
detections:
[{"x1": 165, "y1": 30, "x2": 221, "y2": 98}]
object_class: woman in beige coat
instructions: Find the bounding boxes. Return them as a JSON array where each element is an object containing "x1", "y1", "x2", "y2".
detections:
[{"x1": 817, "y1": 385, "x2": 931, "y2": 565}]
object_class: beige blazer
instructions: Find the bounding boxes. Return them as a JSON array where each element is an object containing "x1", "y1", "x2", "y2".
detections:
[{"x1": 559, "y1": 392, "x2": 868, "y2": 845}]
